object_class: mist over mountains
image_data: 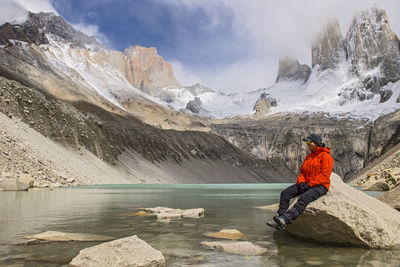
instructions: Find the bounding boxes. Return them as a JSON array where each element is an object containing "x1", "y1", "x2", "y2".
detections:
[{"x1": 0, "y1": 5, "x2": 400, "y2": 184}]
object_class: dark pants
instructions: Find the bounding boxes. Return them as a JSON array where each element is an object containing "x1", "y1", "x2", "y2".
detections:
[{"x1": 277, "y1": 184, "x2": 328, "y2": 223}]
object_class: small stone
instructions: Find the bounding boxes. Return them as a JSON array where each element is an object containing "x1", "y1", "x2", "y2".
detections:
[
  {"x1": 201, "y1": 241, "x2": 268, "y2": 256},
  {"x1": 205, "y1": 229, "x2": 243, "y2": 240}
]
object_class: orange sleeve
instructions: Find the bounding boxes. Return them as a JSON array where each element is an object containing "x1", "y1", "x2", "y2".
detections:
[{"x1": 309, "y1": 153, "x2": 333, "y2": 187}]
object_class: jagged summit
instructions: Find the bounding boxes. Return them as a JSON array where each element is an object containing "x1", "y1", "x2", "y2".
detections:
[
  {"x1": 346, "y1": 6, "x2": 400, "y2": 86},
  {"x1": 312, "y1": 19, "x2": 345, "y2": 71},
  {"x1": 275, "y1": 56, "x2": 311, "y2": 84},
  {"x1": 0, "y1": 12, "x2": 103, "y2": 50}
]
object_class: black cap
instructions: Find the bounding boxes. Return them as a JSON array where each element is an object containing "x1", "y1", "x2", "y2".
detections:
[{"x1": 303, "y1": 134, "x2": 322, "y2": 146}]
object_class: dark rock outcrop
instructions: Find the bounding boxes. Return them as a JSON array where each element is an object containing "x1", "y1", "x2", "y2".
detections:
[
  {"x1": 212, "y1": 110, "x2": 400, "y2": 180},
  {"x1": 253, "y1": 93, "x2": 277, "y2": 115},
  {"x1": 275, "y1": 56, "x2": 311, "y2": 84},
  {"x1": 0, "y1": 12, "x2": 102, "y2": 49},
  {"x1": 186, "y1": 97, "x2": 202, "y2": 114}
]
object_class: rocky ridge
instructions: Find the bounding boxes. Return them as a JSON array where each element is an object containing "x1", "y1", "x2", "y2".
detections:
[
  {"x1": 0, "y1": 76, "x2": 294, "y2": 185},
  {"x1": 0, "y1": 12, "x2": 102, "y2": 49}
]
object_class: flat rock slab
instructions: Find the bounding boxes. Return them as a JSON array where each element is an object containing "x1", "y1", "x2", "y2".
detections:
[
  {"x1": 286, "y1": 173, "x2": 400, "y2": 249},
  {"x1": 24, "y1": 231, "x2": 113, "y2": 242},
  {"x1": 201, "y1": 241, "x2": 267, "y2": 256},
  {"x1": 70, "y1": 235, "x2": 165, "y2": 267},
  {"x1": 204, "y1": 229, "x2": 243, "y2": 240},
  {"x1": 144, "y1": 207, "x2": 204, "y2": 221},
  {"x1": 255, "y1": 203, "x2": 279, "y2": 211}
]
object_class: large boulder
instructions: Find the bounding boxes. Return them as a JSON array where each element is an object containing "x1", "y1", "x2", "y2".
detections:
[
  {"x1": 0, "y1": 174, "x2": 34, "y2": 191},
  {"x1": 286, "y1": 173, "x2": 400, "y2": 249},
  {"x1": 70, "y1": 235, "x2": 165, "y2": 267}
]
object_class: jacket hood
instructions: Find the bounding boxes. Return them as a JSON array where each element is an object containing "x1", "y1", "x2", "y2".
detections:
[{"x1": 314, "y1": 147, "x2": 331, "y2": 155}]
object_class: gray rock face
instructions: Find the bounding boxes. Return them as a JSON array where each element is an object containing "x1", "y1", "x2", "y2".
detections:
[
  {"x1": 253, "y1": 93, "x2": 277, "y2": 115},
  {"x1": 0, "y1": 12, "x2": 102, "y2": 49},
  {"x1": 212, "y1": 110, "x2": 400, "y2": 181},
  {"x1": 275, "y1": 56, "x2": 311, "y2": 84},
  {"x1": 346, "y1": 6, "x2": 400, "y2": 91},
  {"x1": 186, "y1": 97, "x2": 202, "y2": 114},
  {"x1": 70, "y1": 235, "x2": 165, "y2": 267},
  {"x1": 286, "y1": 173, "x2": 400, "y2": 249},
  {"x1": 312, "y1": 19, "x2": 345, "y2": 71}
]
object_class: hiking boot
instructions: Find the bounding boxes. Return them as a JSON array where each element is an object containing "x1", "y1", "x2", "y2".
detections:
[
  {"x1": 266, "y1": 220, "x2": 279, "y2": 229},
  {"x1": 273, "y1": 215, "x2": 287, "y2": 229}
]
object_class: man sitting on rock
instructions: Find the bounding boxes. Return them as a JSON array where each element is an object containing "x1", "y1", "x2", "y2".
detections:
[{"x1": 267, "y1": 134, "x2": 334, "y2": 229}]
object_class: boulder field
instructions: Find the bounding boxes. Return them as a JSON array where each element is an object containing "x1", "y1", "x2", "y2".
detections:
[{"x1": 285, "y1": 173, "x2": 400, "y2": 249}]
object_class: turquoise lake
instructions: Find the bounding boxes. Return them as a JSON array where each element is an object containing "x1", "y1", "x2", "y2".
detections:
[{"x1": 0, "y1": 184, "x2": 398, "y2": 266}]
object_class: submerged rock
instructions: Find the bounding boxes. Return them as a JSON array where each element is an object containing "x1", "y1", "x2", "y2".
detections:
[
  {"x1": 201, "y1": 241, "x2": 267, "y2": 256},
  {"x1": 70, "y1": 235, "x2": 165, "y2": 267},
  {"x1": 24, "y1": 231, "x2": 113, "y2": 242},
  {"x1": 204, "y1": 229, "x2": 243, "y2": 240},
  {"x1": 285, "y1": 173, "x2": 400, "y2": 249}
]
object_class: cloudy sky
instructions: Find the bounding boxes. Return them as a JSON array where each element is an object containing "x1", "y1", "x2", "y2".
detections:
[{"x1": 6, "y1": 0, "x2": 400, "y2": 93}]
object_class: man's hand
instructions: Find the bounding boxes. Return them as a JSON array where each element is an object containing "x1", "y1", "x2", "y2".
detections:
[{"x1": 299, "y1": 182, "x2": 309, "y2": 193}]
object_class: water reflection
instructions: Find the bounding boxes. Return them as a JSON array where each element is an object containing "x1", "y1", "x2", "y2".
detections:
[{"x1": 0, "y1": 185, "x2": 398, "y2": 266}]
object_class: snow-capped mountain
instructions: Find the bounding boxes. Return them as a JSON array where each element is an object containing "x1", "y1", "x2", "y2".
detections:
[
  {"x1": 163, "y1": 5, "x2": 400, "y2": 121},
  {"x1": 1, "y1": 6, "x2": 399, "y2": 123}
]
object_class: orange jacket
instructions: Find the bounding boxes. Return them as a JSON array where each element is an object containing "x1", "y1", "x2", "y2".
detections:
[{"x1": 296, "y1": 147, "x2": 334, "y2": 190}]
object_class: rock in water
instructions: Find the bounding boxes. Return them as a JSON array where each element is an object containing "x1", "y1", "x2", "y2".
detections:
[
  {"x1": 24, "y1": 231, "x2": 113, "y2": 242},
  {"x1": 204, "y1": 229, "x2": 243, "y2": 240},
  {"x1": 16, "y1": 174, "x2": 34, "y2": 190},
  {"x1": 201, "y1": 241, "x2": 267, "y2": 256},
  {"x1": 286, "y1": 173, "x2": 400, "y2": 249},
  {"x1": 70, "y1": 235, "x2": 165, "y2": 267}
]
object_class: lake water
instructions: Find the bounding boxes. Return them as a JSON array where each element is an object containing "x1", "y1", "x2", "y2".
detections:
[{"x1": 0, "y1": 184, "x2": 399, "y2": 266}]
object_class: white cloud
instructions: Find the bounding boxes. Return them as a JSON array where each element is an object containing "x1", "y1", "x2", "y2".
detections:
[
  {"x1": 170, "y1": 60, "x2": 204, "y2": 87},
  {"x1": 13, "y1": 0, "x2": 57, "y2": 14},
  {"x1": 164, "y1": 0, "x2": 400, "y2": 93},
  {"x1": 0, "y1": 0, "x2": 28, "y2": 24},
  {"x1": 72, "y1": 22, "x2": 112, "y2": 48}
]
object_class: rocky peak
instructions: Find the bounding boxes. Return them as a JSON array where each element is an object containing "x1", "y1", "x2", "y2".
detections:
[
  {"x1": 275, "y1": 56, "x2": 311, "y2": 84},
  {"x1": 346, "y1": 6, "x2": 400, "y2": 85},
  {"x1": 123, "y1": 45, "x2": 183, "y2": 94},
  {"x1": 184, "y1": 83, "x2": 214, "y2": 96},
  {"x1": 312, "y1": 19, "x2": 345, "y2": 71},
  {"x1": 0, "y1": 12, "x2": 103, "y2": 50}
]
